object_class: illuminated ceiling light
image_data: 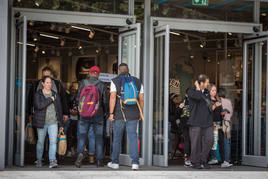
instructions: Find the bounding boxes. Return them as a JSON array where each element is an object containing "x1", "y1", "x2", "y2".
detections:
[
  {"x1": 29, "y1": 21, "x2": 34, "y2": 26},
  {"x1": 228, "y1": 53, "x2": 231, "y2": 57},
  {"x1": 34, "y1": 0, "x2": 43, "y2": 7},
  {"x1": 96, "y1": 49, "x2": 99, "y2": 54},
  {"x1": 17, "y1": 0, "x2": 21, "y2": 2},
  {"x1": 33, "y1": 37, "x2": 38, "y2": 41},
  {"x1": 34, "y1": 46, "x2": 39, "y2": 53},
  {"x1": 261, "y1": 42, "x2": 265, "y2": 46},
  {"x1": 78, "y1": 45, "x2": 83, "y2": 50},
  {"x1": 217, "y1": 62, "x2": 220, "y2": 65},
  {"x1": 77, "y1": 41, "x2": 82, "y2": 49},
  {"x1": 261, "y1": 13, "x2": 267, "y2": 17},
  {"x1": 228, "y1": 32, "x2": 232, "y2": 36},
  {"x1": 109, "y1": 34, "x2": 114, "y2": 43},
  {"x1": 170, "y1": 31, "x2": 181, "y2": 36},
  {"x1": 50, "y1": 24, "x2": 56, "y2": 31},
  {"x1": 190, "y1": 55, "x2": 194, "y2": 59},
  {"x1": 200, "y1": 41, "x2": 206, "y2": 48},
  {"x1": 27, "y1": 43, "x2": 35, "y2": 47},
  {"x1": 17, "y1": 42, "x2": 35, "y2": 47},
  {"x1": 40, "y1": 33, "x2": 59, "y2": 39},
  {"x1": 71, "y1": 25, "x2": 92, "y2": 32},
  {"x1": 60, "y1": 39, "x2": 65, "y2": 46},
  {"x1": 42, "y1": 50, "x2": 46, "y2": 54}
]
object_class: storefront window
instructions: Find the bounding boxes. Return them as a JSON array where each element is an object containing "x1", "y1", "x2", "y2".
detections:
[
  {"x1": 152, "y1": 0, "x2": 254, "y2": 23},
  {"x1": 13, "y1": 0, "x2": 129, "y2": 14}
]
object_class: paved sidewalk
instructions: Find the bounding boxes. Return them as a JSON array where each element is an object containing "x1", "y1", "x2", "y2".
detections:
[{"x1": 1, "y1": 165, "x2": 268, "y2": 179}]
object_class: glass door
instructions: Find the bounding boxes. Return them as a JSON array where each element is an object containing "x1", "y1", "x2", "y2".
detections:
[
  {"x1": 118, "y1": 23, "x2": 141, "y2": 78},
  {"x1": 152, "y1": 25, "x2": 170, "y2": 167},
  {"x1": 118, "y1": 23, "x2": 143, "y2": 166},
  {"x1": 242, "y1": 35, "x2": 268, "y2": 167},
  {"x1": 14, "y1": 16, "x2": 27, "y2": 167}
]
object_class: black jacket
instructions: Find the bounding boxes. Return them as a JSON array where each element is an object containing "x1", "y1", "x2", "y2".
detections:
[
  {"x1": 77, "y1": 77, "x2": 109, "y2": 120},
  {"x1": 187, "y1": 88, "x2": 213, "y2": 128},
  {"x1": 29, "y1": 79, "x2": 69, "y2": 116},
  {"x1": 33, "y1": 89, "x2": 64, "y2": 128}
]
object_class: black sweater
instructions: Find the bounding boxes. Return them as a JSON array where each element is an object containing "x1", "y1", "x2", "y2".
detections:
[{"x1": 187, "y1": 88, "x2": 213, "y2": 128}]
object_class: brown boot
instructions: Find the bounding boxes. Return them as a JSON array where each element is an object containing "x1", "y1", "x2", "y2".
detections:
[{"x1": 89, "y1": 155, "x2": 95, "y2": 164}]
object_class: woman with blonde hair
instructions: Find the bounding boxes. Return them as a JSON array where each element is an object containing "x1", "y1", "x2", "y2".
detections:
[{"x1": 208, "y1": 84, "x2": 232, "y2": 168}]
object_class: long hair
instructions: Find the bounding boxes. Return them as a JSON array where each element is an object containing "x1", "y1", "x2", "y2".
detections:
[{"x1": 208, "y1": 84, "x2": 221, "y2": 102}]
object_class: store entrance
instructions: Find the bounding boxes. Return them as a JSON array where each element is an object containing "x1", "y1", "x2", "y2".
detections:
[
  {"x1": 13, "y1": 13, "x2": 142, "y2": 167},
  {"x1": 151, "y1": 22, "x2": 267, "y2": 167}
]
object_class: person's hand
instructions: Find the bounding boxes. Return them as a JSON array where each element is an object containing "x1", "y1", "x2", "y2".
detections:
[
  {"x1": 63, "y1": 115, "x2": 68, "y2": 122},
  {"x1": 51, "y1": 96, "x2": 55, "y2": 101},
  {"x1": 59, "y1": 127, "x2": 64, "y2": 132},
  {"x1": 215, "y1": 102, "x2": 221, "y2": 107},
  {"x1": 179, "y1": 103, "x2": 185, "y2": 109},
  {"x1": 194, "y1": 81, "x2": 200, "y2": 91},
  {"x1": 109, "y1": 114, "x2": 114, "y2": 121}
]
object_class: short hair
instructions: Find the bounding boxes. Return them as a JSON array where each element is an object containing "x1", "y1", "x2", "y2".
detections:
[
  {"x1": 41, "y1": 75, "x2": 52, "y2": 83},
  {"x1": 119, "y1": 63, "x2": 128, "y2": 68},
  {"x1": 198, "y1": 74, "x2": 209, "y2": 84},
  {"x1": 218, "y1": 88, "x2": 226, "y2": 98},
  {"x1": 42, "y1": 66, "x2": 52, "y2": 73}
]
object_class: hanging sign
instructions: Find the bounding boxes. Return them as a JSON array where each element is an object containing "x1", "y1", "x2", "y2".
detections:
[{"x1": 192, "y1": 0, "x2": 208, "y2": 6}]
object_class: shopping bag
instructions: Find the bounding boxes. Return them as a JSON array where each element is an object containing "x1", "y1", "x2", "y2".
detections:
[
  {"x1": 25, "y1": 122, "x2": 36, "y2": 144},
  {"x1": 57, "y1": 131, "x2": 67, "y2": 155}
]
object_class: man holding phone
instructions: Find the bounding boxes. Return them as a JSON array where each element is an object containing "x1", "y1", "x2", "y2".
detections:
[{"x1": 187, "y1": 74, "x2": 214, "y2": 169}]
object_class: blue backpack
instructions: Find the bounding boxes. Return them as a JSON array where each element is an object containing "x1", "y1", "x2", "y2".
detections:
[{"x1": 120, "y1": 76, "x2": 138, "y2": 105}]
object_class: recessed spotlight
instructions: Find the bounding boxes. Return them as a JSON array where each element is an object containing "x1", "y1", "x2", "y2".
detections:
[
  {"x1": 34, "y1": 46, "x2": 39, "y2": 53},
  {"x1": 261, "y1": 13, "x2": 267, "y2": 17},
  {"x1": 60, "y1": 39, "x2": 65, "y2": 46},
  {"x1": 42, "y1": 50, "x2": 46, "y2": 54},
  {"x1": 228, "y1": 32, "x2": 232, "y2": 36},
  {"x1": 190, "y1": 55, "x2": 194, "y2": 59},
  {"x1": 29, "y1": 21, "x2": 34, "y2": 26}
]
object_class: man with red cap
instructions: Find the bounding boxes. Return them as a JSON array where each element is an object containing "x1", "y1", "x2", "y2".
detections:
[{"x1": 75, "y1": 66, "x2": 108, "y2": 168}]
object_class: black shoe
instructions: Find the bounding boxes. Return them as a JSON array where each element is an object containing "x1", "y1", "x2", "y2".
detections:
[
  {"x1": 202, "y1": 163, "x2": 211, "y2": 169},
  {"x1": 192, "y1": 164, "x2": 203, "y2": 169},
  {"x1": 96, "y1": 160, "x2": 104, "y2": 168},
  {"x1": 75, "y1": 153, "x2": 84, "y2": 168}
]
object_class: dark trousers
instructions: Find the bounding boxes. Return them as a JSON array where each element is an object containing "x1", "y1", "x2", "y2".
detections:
[
  {"x1": 183, "y1": 126, "x2": 191, "y2": 157},
  {"x1": 189, "y1": 126, "x2": 214, "y2": 165}
]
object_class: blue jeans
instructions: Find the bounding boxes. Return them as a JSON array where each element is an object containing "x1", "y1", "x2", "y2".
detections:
[
  {"x1": 88, "y1": 125, "x2": 95, "y2": 156},
  {"x1": 77, "y1": 117, "x2": 103, "y2": 161},
  {"x1": 36, "y1": 123, "x2": 58, "y2": 161},
  {"x1": 224, "y1": 138, "x2": 231, "y2": 162},
  {"x1": 168, "y1": 122, "x2": 175, "y2": 153},
  {"x1": 112, "y1": 120, "x2": 139, "y2": 165}
]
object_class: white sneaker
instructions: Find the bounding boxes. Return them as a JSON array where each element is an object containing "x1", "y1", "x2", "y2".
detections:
[
  {"x1": 107, "y1": 162, "x2": 119, "y2": 169},
  {"x1": 132, "y1": 164, "x2": 139, "y2": 170},
  {"x1": 184, "y1": 160, "x2": 192, "y2": 167},
  {"x1": 208, "y1": 159, "x2": 218, "y2": 165},
  {"x1": 221, "y1": 161, "x2": 233, "y2": 168}
]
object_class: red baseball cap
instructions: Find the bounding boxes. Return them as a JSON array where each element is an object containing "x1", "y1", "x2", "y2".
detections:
[{"x1": 89, "y1": 66, "x2": 100, "y2": 74}]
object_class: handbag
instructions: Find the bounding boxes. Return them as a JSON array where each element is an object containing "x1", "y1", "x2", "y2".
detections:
[{"x1": 57, "y1": 130, "x2": 67, "y2": 155}]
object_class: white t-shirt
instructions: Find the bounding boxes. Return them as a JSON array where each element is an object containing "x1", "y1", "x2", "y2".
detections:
[{"x1": 110, "y1": 81, "x2": 144, "y2": 94}]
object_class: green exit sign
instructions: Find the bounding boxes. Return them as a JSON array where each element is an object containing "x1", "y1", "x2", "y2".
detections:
[{"x1": 192, "y1": 0, "x2": 209, "y2": 6}]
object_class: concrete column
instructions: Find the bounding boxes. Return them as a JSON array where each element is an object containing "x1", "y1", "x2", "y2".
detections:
[{"x1": 0, "y1": 0, "x2": 9, "y2": 170}]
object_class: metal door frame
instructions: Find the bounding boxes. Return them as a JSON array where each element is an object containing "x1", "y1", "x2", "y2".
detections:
[
  {"x1": 118, "y1": 23, "x2": 144, "y2": 166},
  {"x1": 242, "y1": 33, "x2": 268, "y2": 167},
  {"x1": 152, "y1": 25, "x2": 170, "y2": 167},
  {"x1": 9, "y1": 7, "x2": 137, "y2": 167}
]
